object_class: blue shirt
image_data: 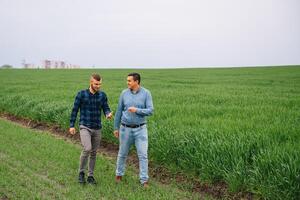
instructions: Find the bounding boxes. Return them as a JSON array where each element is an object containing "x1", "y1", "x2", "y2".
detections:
[
  {"x1": 70, "y1": 89, "x2": 111, "y2": 129},
  {"x1": 114, "y1": 87, "x2": 154, "y2": 130}
]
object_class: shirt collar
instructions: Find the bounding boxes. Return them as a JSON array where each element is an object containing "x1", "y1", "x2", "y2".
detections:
[
  {"x1": 130, "y1": 86, "x2": 141, "y2": 94},
  {"x1": 87, "y1": 88, "x2": 99, "y2": 95}
]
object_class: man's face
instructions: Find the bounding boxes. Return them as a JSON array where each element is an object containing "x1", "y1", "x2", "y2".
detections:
[
  {"x1": 127, "y1": 76, "x2": 138, "y2": 89},
  {"x1": 90, "y1": 78, "x2": 102, "y2": 92}
]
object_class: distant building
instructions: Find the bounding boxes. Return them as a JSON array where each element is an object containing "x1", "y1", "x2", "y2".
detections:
[
  {"x1": 42, "y1": 59, "x2": 79, "y2": 69},
  {"x1": 22, "y1": 59, "x2": 35, "y2": 68},
  {"x1": 43, "y1": 60, "x2": 51, "y2": 69}
]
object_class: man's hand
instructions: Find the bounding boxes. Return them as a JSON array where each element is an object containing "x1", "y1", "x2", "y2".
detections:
[
  {"x1": 69, "y1": 127, "x2": 76, "y2": 135},
  {"x1": 128, "y1": 107, "x2": 137, "y2": 113},
  {"x1": 114, "y1": 130, "x2": 119, "y2": 138},
  {"x1": 106, "y1": 112, "x2": 113, "y2": 120}
]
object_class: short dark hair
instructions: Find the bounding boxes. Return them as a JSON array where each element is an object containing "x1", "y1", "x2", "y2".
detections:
[
  {"x1": 128, "y1": 72, "x2": 141, "y2": 84},
  {"x1": 91, "y1": 73, "x2": 101, "y2": 81}
]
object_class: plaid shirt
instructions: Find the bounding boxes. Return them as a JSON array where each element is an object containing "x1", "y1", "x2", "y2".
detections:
[{"x1": 70, "y1": 89, "x2": 111, "y2": 129}]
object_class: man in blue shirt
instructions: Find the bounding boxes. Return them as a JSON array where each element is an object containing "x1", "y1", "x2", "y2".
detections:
[
  {"x1": 114, "y1": 72, "x2": 154, "y2": 188},
  {"x1": 69, "y1": 73, "x2": 112, "y2": 184}
]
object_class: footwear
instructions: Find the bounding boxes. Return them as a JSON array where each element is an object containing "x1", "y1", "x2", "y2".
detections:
[
  {"x1": 115, "y1": 176, "x2": 122, "y2": 183},
  {"x1": 78, "y1": 172, "x2": 86, "y2": 184},
  {"x1": 142, "y1": 181, "x2": 149, "y2": 188},
  {"x1": 87, "y1": 176, "x2": 97, "y2": 185}
]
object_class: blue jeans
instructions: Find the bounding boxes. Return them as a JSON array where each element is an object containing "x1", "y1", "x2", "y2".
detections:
[{"x1": 116, "y1": 124, "x2": 148, "y2": 184}]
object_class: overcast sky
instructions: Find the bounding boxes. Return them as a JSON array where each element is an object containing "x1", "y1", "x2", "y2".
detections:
[{"x1": 0, "y1": 0, "x2": 299, "y2": 68}]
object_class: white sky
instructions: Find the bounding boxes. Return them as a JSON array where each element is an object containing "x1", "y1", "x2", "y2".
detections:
[{"x1": 0, "y1": 0, "x2": 299, "y2": 68}]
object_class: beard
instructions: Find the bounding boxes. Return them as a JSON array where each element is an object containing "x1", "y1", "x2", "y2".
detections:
[{"x1": 90, "y1": 84, "x2": 99, "y2": 93}]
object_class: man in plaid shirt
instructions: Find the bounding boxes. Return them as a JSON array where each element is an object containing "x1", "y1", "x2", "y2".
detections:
[{"x1": 69, "y1": 73, "x2": 113, "y2": 184}]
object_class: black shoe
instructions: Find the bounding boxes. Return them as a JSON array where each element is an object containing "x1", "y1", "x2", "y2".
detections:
[
  {"x1": 87, "y1": 176, "x2": 97, "y2": 185},
  {"x1": 78, "y1": 172, "x2": 86, "y2": 184}
]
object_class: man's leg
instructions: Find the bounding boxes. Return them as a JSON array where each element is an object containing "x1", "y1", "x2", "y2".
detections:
[
  {"x1": 88, "y1": 129, "x2": 101, "y2": 177},
  {"x1": 116, "y1": 126, "x2": 133, "y2": 177},
  {"x1": 79, "y1": 126, "x2": 92, "y2": 174},
  {"x1": 134, "y1": 125, "x2": 149, "y2": 184},
  {"x1": 78, "y1": 125, "x2": 92, "y2": 183}
]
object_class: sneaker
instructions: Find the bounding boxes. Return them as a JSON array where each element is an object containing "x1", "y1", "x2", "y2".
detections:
[
  {"x1": 78, "y1": 172, "x2": 86, "y2": 184},
  {"x1": 115, "y1": 176, "x2": 122, "y2": 183},
  {"x1": 142, "y1": 181, "x2": 149, "y2": 188},
  {"x1": 87, "y1": 176, "x2": 97, "y2": 185}
]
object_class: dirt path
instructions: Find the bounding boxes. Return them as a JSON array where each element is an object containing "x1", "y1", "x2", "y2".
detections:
[{"x1": 0, "y1": 113, "x2": 253, "y2": 200}]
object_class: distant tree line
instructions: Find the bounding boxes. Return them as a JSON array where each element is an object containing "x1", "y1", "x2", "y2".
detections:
[{"x1": 1, "y1": 64, "x2": 13, "y2": 69}]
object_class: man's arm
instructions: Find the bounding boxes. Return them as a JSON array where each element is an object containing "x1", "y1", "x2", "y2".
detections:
[
  {"x1": 136, "y1": 91, "x2": 154, "y2": 116},
  {"x1": 102, "y1": 93, "x2": 112, "y2": 119},
  {"x1": 69, "y1": 92, "x2": 81, "y2": 134},
  {"x1": 113, "y1": 92, "x2": 124, "y2": 138}
]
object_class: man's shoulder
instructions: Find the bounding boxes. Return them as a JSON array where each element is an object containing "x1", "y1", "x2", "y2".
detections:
[
  {"x1": 77, "y1": 89, "x2": 88, "y2": 96},
  {"x1": 121, "y1": 89, "x2": 130, "y2": 95},
  {"x1": 98, "y1": 90, "x2": 107, "y2": 97},
  {"x1": 141, "y1": 87, "x2": 151, "y2": 94}
]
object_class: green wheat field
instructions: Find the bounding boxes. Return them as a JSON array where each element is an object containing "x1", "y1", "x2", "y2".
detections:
[{"x1": 0, "y1": 66, "x2": 300, "y2": 199}]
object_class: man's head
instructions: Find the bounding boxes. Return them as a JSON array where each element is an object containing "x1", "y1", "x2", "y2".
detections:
[
  {"x1": 127, "y1": 72, "x2": 141, "y2": 90},
  {"x1": 90, "y1": 73, "x2": 102, "y2": 93}
]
